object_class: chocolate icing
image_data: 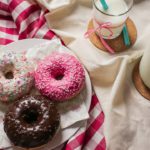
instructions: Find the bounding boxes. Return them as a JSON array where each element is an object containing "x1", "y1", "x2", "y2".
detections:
[{"x1": 4, "y1": 96, "x2": 60, "y2": 148}]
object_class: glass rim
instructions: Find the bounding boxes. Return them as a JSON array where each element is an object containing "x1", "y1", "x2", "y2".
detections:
[{"x1": 93, "y1": 0, "x2": 133, "y2": 17}]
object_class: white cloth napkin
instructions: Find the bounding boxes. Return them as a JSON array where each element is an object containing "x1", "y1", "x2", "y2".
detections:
[
  {"x1": 24, "y1": 39, "x2": 90, "y2": 129},
  {"x1": 36, "y1": 0, "x2": 150, "y2": 149}
]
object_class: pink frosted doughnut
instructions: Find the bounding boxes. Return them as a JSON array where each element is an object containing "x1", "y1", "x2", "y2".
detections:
[{"x1": 34, "y1": 52, "x2": 85, "y2": 102}]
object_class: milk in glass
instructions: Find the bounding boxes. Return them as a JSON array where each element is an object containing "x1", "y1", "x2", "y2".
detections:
[
  {"x1": 93, "y1": 0, "x2": 128, "y2": 39},
  {"x1": 140, "y1": 49, "x2": 150, "y2": 88}
]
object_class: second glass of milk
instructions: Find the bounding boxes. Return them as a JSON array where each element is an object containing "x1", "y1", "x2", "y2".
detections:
[{"x1": 93, "y1": 0, "x2": 133, "y2": 39}]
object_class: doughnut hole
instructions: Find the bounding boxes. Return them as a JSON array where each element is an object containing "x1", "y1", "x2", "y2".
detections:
[
  {"x1": 20, "y1": 108, "x2": 39, "y2": 124},
  {"x1": 55, "y1": 73, "x2": 64, "y2": 80},
  {"x1": 51, "y1": 67, "x2": 65, "y2": 81},
  {"x1": 4, "y1": 71, "x2": 14, "y2": 79},
  {"x1": 2, "y1": 64, "x2": 14, "y2": 79}
]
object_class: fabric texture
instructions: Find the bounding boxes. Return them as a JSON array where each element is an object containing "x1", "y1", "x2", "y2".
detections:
[
  {"x1": 0, "y1": 0, "x2": 105, "y2": 150},
  {"x1": 36, "y1": 0, "x2": 150, "y2": 150}
]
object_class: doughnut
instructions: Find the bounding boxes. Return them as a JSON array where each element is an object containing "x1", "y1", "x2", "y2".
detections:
[
  {"x1": 34, "y1": 52, "x2": 85, "y2": 102},
  {"x1": 4, "y1": 96, "x2": 60, "y2": 149},
  {"x1": 0, "y1": 52, "x2": 34, "y2": 102}
]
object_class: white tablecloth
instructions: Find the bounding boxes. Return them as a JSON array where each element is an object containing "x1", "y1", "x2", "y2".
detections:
[{"x1": 37, "y1": 0, "x2": 150, "y2": 149}]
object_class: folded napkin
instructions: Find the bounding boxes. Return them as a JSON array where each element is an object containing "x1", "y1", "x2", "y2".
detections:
[
  {"x1": 26, "y1": 39, "x2": 90, "y2": 129},
  {"x1": 0, "y1": 0, "x2": 105, "y2": 150}
]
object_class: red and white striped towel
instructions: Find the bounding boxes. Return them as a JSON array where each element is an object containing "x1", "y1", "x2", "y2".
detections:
[{"x1": 0, "y1": 0, "x2": 106, "y2": 150}]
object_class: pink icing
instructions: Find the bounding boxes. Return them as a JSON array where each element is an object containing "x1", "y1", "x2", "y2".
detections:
[{"x1": 34, "y1": 52, "x2": 85, "y2": 102}]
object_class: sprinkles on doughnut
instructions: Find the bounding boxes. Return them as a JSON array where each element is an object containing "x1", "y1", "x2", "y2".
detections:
[
  {"x1": 34, "y1": 52, "x2": 85, "y2": 102},
  {"x1": 0, "y1": 52, "x2": 34, "y2": 102}
]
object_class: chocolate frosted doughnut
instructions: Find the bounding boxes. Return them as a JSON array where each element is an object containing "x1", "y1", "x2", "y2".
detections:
[{"x1": 4, "y1": 96, "x2": 60, "y2": 149}]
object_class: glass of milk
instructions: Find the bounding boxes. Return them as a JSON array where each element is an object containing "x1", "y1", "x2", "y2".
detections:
[
  {"x1": 93, "y1": 0, "x2": 133, "y2": 39},
  {"x1": 139, "y1": 48, "x2": 150, "y2": 89}
]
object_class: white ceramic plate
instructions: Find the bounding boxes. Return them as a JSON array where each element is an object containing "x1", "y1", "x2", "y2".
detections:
[{"x1": 0, "y1": 39, "x2": 92, "y2": 149}]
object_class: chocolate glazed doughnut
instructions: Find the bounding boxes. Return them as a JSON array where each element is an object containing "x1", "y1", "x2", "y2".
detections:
[{"x1": 4, "y1": 96, "x2": 60, "y2": 149}]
